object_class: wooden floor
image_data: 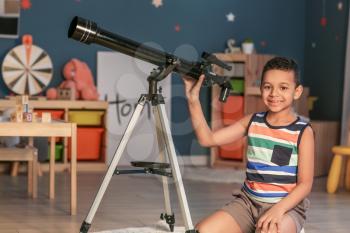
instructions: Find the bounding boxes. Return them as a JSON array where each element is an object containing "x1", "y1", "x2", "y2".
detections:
[{"x1": 0, "y1": 169, "x2": 350, "y2": 233}]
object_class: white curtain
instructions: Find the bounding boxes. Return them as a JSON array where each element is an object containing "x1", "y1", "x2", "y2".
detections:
[{"x1": 341, "y1": 6, "x2": 350, "y2": 145}]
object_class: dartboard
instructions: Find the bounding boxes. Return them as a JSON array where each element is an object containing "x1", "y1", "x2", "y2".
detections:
[{"x1": 1, "y1": 44, "x2": 53, "y2": 95}]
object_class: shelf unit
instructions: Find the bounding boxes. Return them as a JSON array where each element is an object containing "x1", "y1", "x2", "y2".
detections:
[
  {"x1": 210, "y1": 53, "x2": 309, "y2": 168},
  {"x1": 0, "y1": 99, "x2": 109, "y2": 171}
]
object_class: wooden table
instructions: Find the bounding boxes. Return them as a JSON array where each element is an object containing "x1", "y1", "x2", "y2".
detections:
[
  {"x1": 0, "y1": 121, "x2": 77, "y2": 215},
  {"x1": 0, "y1": 99, "x2": 108, "y2": 172}
]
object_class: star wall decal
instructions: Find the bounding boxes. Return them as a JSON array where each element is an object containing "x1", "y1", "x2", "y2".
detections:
[
  {"x1": 337, "y1": 1, "x2": 343, "y2": 10},
  {"x1": 175, "y1": 24, "x2": 181, "y2": 32},
  {"x1": 260, "y1": 41, "x2": 267, "y2": 47},
  {"x1": 21, "y1": 0, "x2": 31, "y2": 9},
  {"x1": 226, "y1": 12, "x2": 235, "y2": 22},
  {"x1": 152, "y1": 0, "x2": 163, "y2": 8}
]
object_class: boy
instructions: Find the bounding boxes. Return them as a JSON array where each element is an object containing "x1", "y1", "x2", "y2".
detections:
[{"x1": 183, "y1": 57, "x2": 314, "y2": 233}]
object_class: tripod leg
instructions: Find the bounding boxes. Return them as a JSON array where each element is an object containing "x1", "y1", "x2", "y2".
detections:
[
  {"x1": 80, "y1": 95, "x2": 147, "y2": 233},
  {"x1": 155, "y1": 104, "x2": 197, "y2": 232},
  {"x1": 154, "y1": 107, "x2": 175, "y2": 232}
]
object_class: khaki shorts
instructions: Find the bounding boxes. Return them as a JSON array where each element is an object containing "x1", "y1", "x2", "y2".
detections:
[{"x1": 221, "y1": 189, "x2": 310, "y2": 233}]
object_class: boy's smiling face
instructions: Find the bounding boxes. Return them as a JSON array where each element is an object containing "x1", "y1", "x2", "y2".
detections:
[{"x1": 260, "y1": 69, "x2": 303, "y2": 113}]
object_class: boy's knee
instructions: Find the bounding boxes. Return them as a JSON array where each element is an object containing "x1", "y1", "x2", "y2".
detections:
[
  {"x1": 195, "y1": 222, "x2": 203, "y2": 231},
  {"x1": 195, "y1": 221, "x2": 210, "y2": 233}
]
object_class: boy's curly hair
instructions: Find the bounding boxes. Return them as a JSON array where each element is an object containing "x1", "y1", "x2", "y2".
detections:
[{"x1": 261, "y1": 57, "x2": 301, "y2": 87}]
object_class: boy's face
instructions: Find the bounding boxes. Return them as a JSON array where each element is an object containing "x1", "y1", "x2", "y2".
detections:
[{"x1": 260, "y1": 70, "x2": 303, "y2": 113}]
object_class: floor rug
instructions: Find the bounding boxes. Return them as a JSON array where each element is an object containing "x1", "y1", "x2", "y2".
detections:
[
  {"x1": 94, "y1": 167, "x2": 245, "y2": 233},
  {"x1": 94, "y1": 220, "x2": 185, "y2": 233}
]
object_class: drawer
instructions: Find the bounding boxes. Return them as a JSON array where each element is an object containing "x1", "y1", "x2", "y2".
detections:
[
  {"x1": 68, "y1": 127, "x2": 104, "y2": 160},
  {"x1": 34, "y1": 109, "x2": 65, "y2": 120},
  {"x1": 221, "y1": 96, "x2": 244, "y2": 125},
  {"x1": 68, "y1": 111, "x2": 104, "y2": 125}
]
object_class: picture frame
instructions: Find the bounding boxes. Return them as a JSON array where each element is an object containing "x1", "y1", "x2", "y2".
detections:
[{"x1": 0, "y1": 0, "x2": 20, "y2": 38}]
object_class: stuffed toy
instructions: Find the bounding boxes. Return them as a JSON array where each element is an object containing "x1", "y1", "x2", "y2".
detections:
[{"x1": 46, "y1": 58, "x2": 99, "y2": 100}]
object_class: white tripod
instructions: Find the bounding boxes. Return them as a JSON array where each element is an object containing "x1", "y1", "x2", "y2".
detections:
[{"x1": 80, "y1": 64, "x2": 198, "y2": 233}]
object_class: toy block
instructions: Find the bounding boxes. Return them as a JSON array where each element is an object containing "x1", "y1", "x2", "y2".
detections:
[{"x1": 41, "y1": 112, "x2": 51, "y2": 123}]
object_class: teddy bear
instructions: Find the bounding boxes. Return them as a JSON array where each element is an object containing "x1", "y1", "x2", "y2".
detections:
[{"x1": 46, "y1": 58, "x2": 99, "y2": 100}]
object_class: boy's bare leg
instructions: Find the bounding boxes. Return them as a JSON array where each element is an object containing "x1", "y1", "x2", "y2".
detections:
[
  {"x1": 280, "y1": 214, "x2": 297, "y2": 233},
  {"x1": 196, "y1": 210, "x2": 243, "y2": 233},
  {"x1": 255, "y1": 214, "x2": 297, "y2": 233}
]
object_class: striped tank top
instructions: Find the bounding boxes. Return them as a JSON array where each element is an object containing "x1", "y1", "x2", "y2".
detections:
[{"x1": 243, "y1": 111, "x2": 310, "y2": 203}]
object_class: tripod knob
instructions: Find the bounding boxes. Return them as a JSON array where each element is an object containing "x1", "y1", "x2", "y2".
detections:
[{"x1": 160, "y1": 213, "x2": 175, "y2": 232}]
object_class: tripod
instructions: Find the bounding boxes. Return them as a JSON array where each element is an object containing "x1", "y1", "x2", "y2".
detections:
[{"x1": 80, "y1": 63, "x2": 198, "y2": 233}]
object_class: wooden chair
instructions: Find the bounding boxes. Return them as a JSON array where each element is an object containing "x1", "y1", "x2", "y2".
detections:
[
  {"x1": 327, "y1": 146, "x2": 350, "y2": 193},
  {"x1": 11, "y1": 160, "x2": 42, "y2": 177},
  {"x1": 0, "y1": 147, "x2": 38, "y2": 198},
  {"x1": 10, "y1": 137, "x2": 43, "y2": 177}
]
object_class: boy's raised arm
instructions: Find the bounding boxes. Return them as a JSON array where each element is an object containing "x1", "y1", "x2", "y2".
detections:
[{"x1": 183, "y1": 75, "x2": 251, "y2": 147}]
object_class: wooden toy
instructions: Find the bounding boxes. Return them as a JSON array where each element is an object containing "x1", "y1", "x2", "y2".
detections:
[
  {"x1": 41, "y1": 112, "x2": 51, "y2": 123},
  {"x1": 57, "y1": 88, "x2": 76, "y2": 100},
  {"x1": 23, "y1": 112, "x2": 32, "y2": 122},
  {"x1": 10, "y1": 95, "x2": 33, "y2": 122}
]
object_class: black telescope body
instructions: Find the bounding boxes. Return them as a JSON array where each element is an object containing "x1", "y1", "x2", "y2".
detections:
[{"x1": 68, "y1": 16, "x2": 232, "y2": 101}]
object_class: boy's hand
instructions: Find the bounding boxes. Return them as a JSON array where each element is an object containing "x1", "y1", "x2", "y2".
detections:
[
  {"x1": 256, "y1": 206, "x2": 284, "y2": 233},
  {"x1": 182, "y1": 74, "x2": 205, "y2": 104}
]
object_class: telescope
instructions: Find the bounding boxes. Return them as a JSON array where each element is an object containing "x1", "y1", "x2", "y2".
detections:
[
  {"x1": 69, "y1": 17, "x2": 229, "y2": 233},
  {"x1": 68, "y1": 16, "x2": 232, "y2": 102}
]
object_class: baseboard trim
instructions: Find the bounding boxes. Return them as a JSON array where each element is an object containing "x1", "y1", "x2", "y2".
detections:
[{"x1": 178, "y1": 155, "x2": 208, "y2": 166}]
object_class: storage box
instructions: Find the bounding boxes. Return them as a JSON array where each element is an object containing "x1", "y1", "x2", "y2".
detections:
[
  {"x1": 219, "y1": 138, "x2": 244, "y2": 160},
  {"x1": 34, "y1": 109, "x2": 64, "y2": 120},
  {"x1": 222, "y1": 96, "x2": 244, "y2": 125},
  {"x1": 230, "y1": 79, "x2": 244, "y2": 94},
  {"x1": 68, "y1": 111, "x2": 104, "y2": 126},
  {"x1": 47, "y1": 144, "x2": 63, "y2": 161},
  {"x1": 68, "y1": 127, "x2": 104, "y2": 160}
]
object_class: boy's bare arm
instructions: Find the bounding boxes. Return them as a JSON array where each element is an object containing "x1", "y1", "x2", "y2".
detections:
[
  {"x1": 257, "y1": 126, "x2": 314, "y2": 233},
  {"x1": 183, "y1": 75, "x2": 251, "y2": 147},
  {"x1": 188, "y1": 99, "x2": 251, "y2": 147},
  {"x1": 274, "y1": 126, "x2": 314, "y2": 211}
]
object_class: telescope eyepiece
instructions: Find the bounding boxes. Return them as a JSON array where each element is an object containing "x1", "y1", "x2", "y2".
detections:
[{"x1": 68, "y1": 16, "x2": 98, "y2": 44}]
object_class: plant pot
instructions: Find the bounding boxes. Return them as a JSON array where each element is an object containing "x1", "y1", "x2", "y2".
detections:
[{"x1": 242, "y1": 43, "x2": 254, "y2": 54}]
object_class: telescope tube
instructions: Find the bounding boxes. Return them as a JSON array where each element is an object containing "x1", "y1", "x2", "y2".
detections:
[{"x1": 68, "y1": 16, "x2": 203, "y2": 79}]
